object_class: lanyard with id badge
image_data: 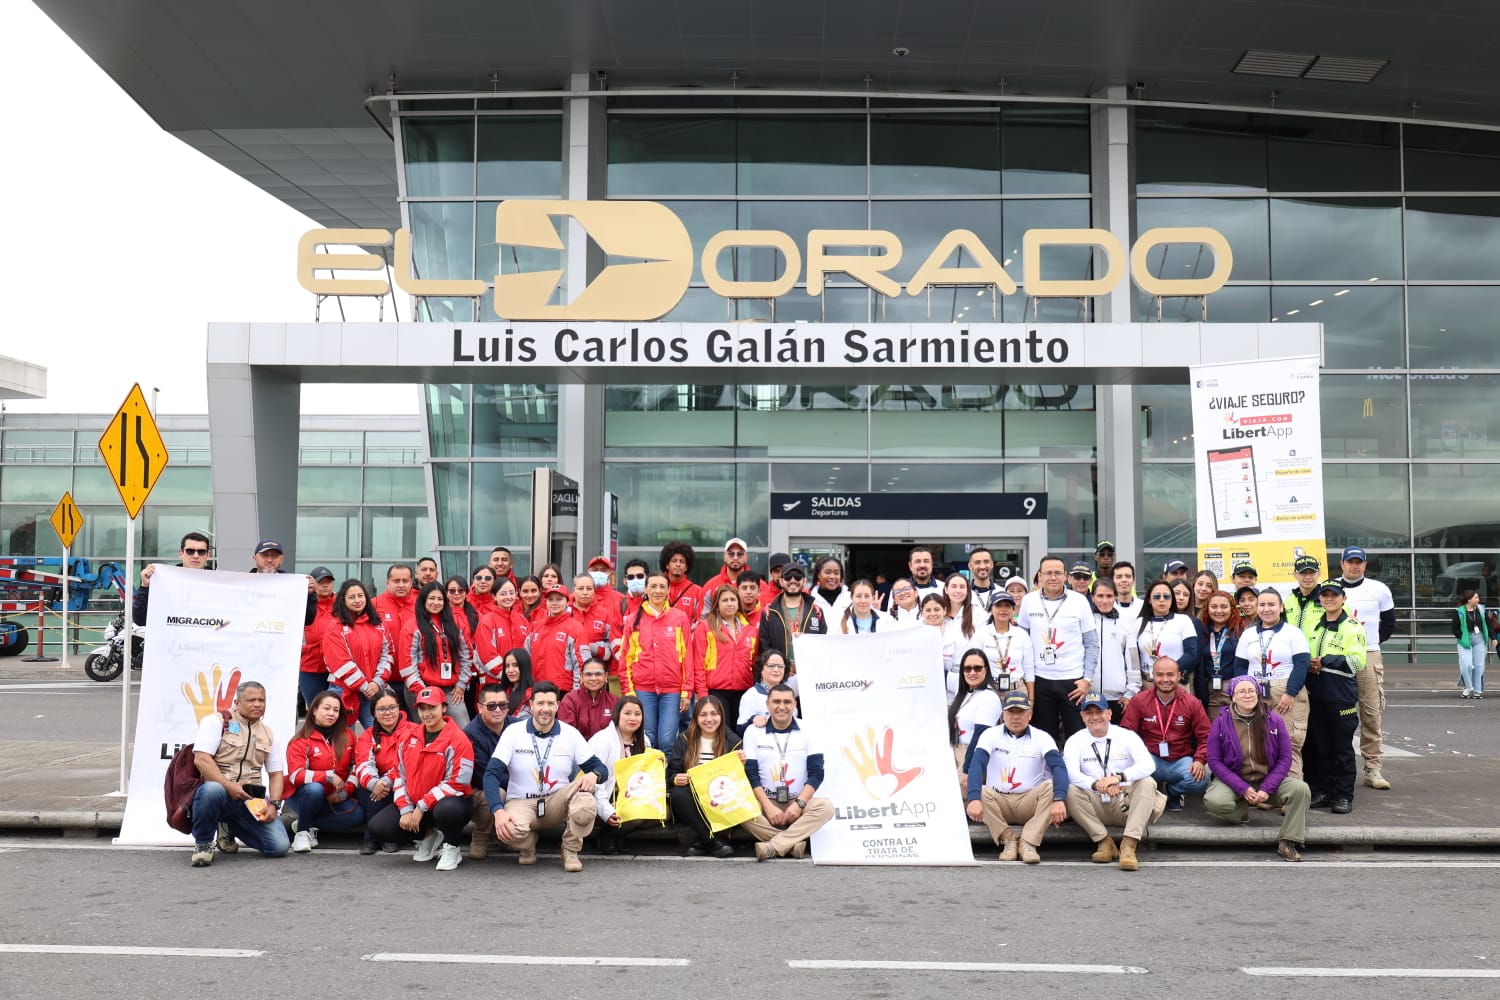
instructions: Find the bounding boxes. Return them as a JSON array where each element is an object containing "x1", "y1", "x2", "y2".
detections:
[
  {"x1": 1256, "y1": 627, "x2": 1274, "y2": 699},
  {"x1": 994, "y1": 634, "x2": 1013, "y2": 691},
  {"x1": 1209, "y1": 629, "x2": 1226, "y2": 689},
  {"x1": 771, "y1": 729, "x2": 794, "y2": 804},
  {"x1": 1040, "y1": 598, "x2": 1065, "y2": 666},
  {"x1": 530, "y1": 731, "x2": 556, "y2": 816}
]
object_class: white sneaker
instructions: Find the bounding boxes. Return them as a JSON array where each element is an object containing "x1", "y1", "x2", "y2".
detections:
[
  {"x1": 435, "y1": 843, "x2": 463, "y2": 871},
  {"x1": 412, "y1": 830, "x2": 443, "y2": 862},
  {"x1": 306, "y1": 828, "x2": 319, "y2": 848},
  {"x1": 291, "y1": 830, "x2": 314, "y2": 853}
]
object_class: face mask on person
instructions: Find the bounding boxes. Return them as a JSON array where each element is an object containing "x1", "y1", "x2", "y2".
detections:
[
  {"x1": 626, "y1": 577, "x2": 646, "y2": 596},
  {"x1": 590, "y1": 571, "x2": 609, "y2": 588}
]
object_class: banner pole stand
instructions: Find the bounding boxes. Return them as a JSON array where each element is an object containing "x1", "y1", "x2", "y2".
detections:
[
  {"x1": 110, "y1": 516, "x2": 135, "y2": 797},
  {"x1": 60, "y1": 545, "x2": 69, "y2": 667}
]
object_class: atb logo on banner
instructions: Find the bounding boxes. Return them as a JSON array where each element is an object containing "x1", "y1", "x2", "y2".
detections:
[
  {"x1": 116, "y1": 565, "x2": 307, "y2": 846},
  {"x1": 1189, "y1": 355, "x2": 1326, "y2": 588},
  {"x1": 795, "y1": 629, "x2": 976, "y2": 866}
]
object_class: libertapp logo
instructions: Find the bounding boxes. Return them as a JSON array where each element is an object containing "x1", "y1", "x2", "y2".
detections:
[
  {"x1": 493, "y1": 201, "x2": 694, "y2": 321},
  {"x1": 842, "y1": 725, "x2": 924, "y2": 800},
  {"x1": 182, "y1": 664, "x2": 242, "y2": 723}
]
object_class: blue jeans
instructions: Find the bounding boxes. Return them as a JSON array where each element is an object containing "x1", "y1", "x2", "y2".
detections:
[
  {"x1": 637, "y1": 689, "x2": 683, "y2": 752},
  {"x1": 189, "y1": 782, "x2": 290, "y2": 856},
  {"x1": 286, "y1": 784, "x2": 365, "y2": 833},
  {"x1": 1151, "y1": 754, "x2": 1211, "y2": 797},
  {"x1": 298, "y1": 673, "x2": 329, "y2": 715},
  {"x1": 1459, "y1": 642, "x2": 1486, "y2": 693}
]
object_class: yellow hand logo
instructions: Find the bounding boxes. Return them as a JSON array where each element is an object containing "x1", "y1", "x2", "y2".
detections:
[
  {"x1": 181, "y1": 664, "x2": 243, "y2": 723},
  {"x1": 842, "y1": 725, "x2": 924, "y2": 800}
]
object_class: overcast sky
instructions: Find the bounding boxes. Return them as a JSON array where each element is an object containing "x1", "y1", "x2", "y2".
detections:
[{"x1": 0, "y1": 0, "x2": 414, "y2": 416}]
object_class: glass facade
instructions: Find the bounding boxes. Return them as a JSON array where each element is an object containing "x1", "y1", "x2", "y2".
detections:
[
  {"x1": 392, "y1": 97, "x2": 1500, "y2": 611},
  {"x1": 0, "y1": 416, "x2": 425, "y2": 590}
]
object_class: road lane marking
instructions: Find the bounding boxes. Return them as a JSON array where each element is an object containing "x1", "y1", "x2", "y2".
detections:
[
  {"x1": 1244, "y1": 966, "x2": 1500, "y2": 979},
  {"x1": 790, "y1": 960, "x2": 1148, "y2": 974},
  {"x1": 364, "y1": 953, "x2": 690, "y2": 967},
  {"x1": 0, "y1": 944, "x2": 263, "y2": 958}
]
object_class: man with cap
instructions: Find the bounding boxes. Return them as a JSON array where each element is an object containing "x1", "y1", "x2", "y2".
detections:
[
  {"x1": 757, "y1": 562, "x2": 827, "y2": 675},
  {"x1": 702, "y1": 537, "x2": 770, "y2": 615},
  {"x1": 765, "y1": 552, "x2": 792, "y2": 601},
  {"x1": 525, "y1": 584, "x2": 589, "y2": 692},
  {"x1": 297, "y1": 566, "x2": 339, "y2": 715},
  {"x1": 1063, "y1": 693, "x2": 1165, "y2": 871},
  {"x1": 1285, "y1": 555, "x2": 1325, "y2": 637},
  {"x1": 1163, "y1": 560, "x2": 1190, "y2": 583},
  {"x1": 1305, "y1": 580, "x2": 1366, "y2": 814},
  {"x1": 1068, "y1": 561, "x2": 1094, "y2": 595},
  {"x1": 1230, "y1": 561, "x2": 1259, "y2": 592},
  {"x1": 966, "y1": 690, "x2": 1069, "y2": 864},
  {"x1": 1093, "y1": 541, "x2": 1116, "y2": 582},
  {"x1": 585, "y1": 556, "x2": 624, "y2": 630},
  {"x1": 1335, "y1": 546, "x2": 1396, "y2": 791},
  {"x1": 249, "y1": 539, "x2": 319, "y2": 627}
]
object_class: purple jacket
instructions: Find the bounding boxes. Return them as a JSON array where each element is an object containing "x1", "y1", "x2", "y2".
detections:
[{"x1": 1206, "y1": 706, "x2": 1293, "y2": 796}]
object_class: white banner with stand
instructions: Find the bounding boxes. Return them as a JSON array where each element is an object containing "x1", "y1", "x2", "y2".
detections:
[
  {"x1": 795, "y1": 628, "x2": 976, "y2": 866},
  {"x1": 116, "y1": 565, "x2": 306, "y2": 846}
]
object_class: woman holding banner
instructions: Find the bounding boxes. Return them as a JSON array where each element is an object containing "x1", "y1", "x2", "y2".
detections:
[
  {"x1": 589, "y1": 694, "x2": 653, "y2": 854},
  {"x1": 668, "y1": 695, "x2": 743, "y2": 858}
]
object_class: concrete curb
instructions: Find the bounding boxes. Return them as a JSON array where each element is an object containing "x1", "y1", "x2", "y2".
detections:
[{"x1": 2, "y1": 808, "x2": 1497, "y2": 849}]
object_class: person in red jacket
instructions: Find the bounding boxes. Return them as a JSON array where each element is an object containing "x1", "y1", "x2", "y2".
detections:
[
  {"x1": 468, "y1": 565, "x2": 498, "y2": 618},
  {"x1": 558, "y1": 657, "x2": 619, "y2": 740},
  {"x1": 472, "y1": 591, "x2": 524, "y2": 690},
  {"x1": 700, "y1": 538, "x2": 751, "y2": 613},
  {"x1": 284, "y1": 691, "x2": 364, "y2": 853},
  {"x1": 526, "y1": 585, "x2": 589, "y2": 692},
  {"x1": 693, "y1": 584, "x2": 759, "y2": 727},
  {"x1": 661, "y1": 541, "x2": 703, "y2": 619},
  {"x1": 586, "y1": 556, "x2": 624, "y2": 625},
  {"x1": 489, "y1": 578, "x2": 532, "y2": 654},
  {"x1": 489, "y1": 546, "x2": 519, "y2": 592},
  {"x1": 324, "y1": 579, "x2": 392, "y2": 730},
  {"x1": 298, "y1": 567, "x2": 338, "y2": 715},
  {"x1": 569, "y1": 575, "x2": 615, "y2": 671},
  {"x1": 622, "y1": 573, "x2": 692, "y2": 751},
  {"x1": 1121, "y1": 656, "x2": 1213, "y2": 811},
  {"x1": 372, "y1": 563, "x2": 416, "y2": 635},
  {"x1": 737, "y1": 570, "x2": 765, "y2": 634},
  {"x1": 364, "y1": 686, "x2": 474, "y2": 872},
  {"x1": 353, "y1": 687, "x2": 417, "y2": 854},
  {"x1": 399, "y1": 582, "x2": 475, "y2": 726}
]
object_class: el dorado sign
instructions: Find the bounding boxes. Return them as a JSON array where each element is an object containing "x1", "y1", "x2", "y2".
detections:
[{"x1": 299, "y1": 200, "x2": 1232, "y2": 321}]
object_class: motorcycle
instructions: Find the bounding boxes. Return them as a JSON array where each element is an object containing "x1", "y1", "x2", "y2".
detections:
[{"x1": 84, "y1": 614, "x2": 145, "y2": 682}]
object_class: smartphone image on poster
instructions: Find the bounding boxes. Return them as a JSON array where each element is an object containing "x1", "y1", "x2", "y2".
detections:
[{"x1": 1206, "y1": 445, "x2": 1262, "y2": 538}]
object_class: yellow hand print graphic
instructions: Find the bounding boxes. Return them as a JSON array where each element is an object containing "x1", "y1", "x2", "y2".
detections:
[
  {"x1": 842, "y1": 725, "x2": 924, "y2": 801},
  {"x1": 181, "y1": 664, "x2": 243, "y2": 723}
]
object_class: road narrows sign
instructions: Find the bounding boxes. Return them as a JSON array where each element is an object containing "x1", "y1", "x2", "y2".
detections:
[
  {"x1": 97, "y1": 384, "x2": 169, "y2": 519},
  {"x1": 49, "y1": 492, "x2": 83, "y2": 548}
]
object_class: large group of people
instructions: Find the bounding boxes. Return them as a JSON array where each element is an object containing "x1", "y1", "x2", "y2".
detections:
[{"x1": 157, "y1": 530, "x2": 1442, "y2": 871}]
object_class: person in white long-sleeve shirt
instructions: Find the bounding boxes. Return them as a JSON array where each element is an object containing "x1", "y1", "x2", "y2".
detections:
[
  {"x1": 1018, "y1": 556, "x2": 1101, "y2": 741},
  {"x1": 1063, "y1": 694, "x2": 1165, "y2": 871},
  {"x1": 1090, "y1": 580, "x2": 1140, "y2": 720}
]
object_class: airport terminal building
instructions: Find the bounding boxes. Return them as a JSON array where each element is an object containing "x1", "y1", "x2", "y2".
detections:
[{"x1": 29, "y1": 1, "x2": 1500, "y2": 609}]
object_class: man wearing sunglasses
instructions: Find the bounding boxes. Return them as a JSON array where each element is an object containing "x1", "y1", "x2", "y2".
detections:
[
  {"x1": 133, "y1": 530, "x2": 213, "y2": 626},
  {"x1": 464, "y1": 681, "x2": 510, "y2": 860}
]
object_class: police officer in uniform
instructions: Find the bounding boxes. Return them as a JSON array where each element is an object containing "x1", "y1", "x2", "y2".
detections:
[
  {"x1": 1304, "y1": 581, "x2": 1366, "y2": 814},
  {"x1": 1285, "y1": 556, "x2": 1324, "y2": 637}
]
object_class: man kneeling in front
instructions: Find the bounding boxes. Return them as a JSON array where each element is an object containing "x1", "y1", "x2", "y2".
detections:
[
  {"x1": 1063, "y1": 693, "x2": 1166, "y2": 871},
  {"x1": 966, "y1": 690, "x2": 1068, "y2": 863},
  {"x1": 189, "y1": 682, "x2": 290, "y2": 866}
]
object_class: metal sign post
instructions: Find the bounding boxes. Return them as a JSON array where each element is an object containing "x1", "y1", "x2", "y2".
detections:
[{"x1": 98, "y1": 385, "x2": 169, "y2": 797}]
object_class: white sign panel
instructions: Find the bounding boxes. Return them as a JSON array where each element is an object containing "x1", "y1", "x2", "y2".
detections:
[
  {"x1": 1189, "y1": 355, "x2": 1326, "y2": 588},
  {"x1": 795, "y1": 629, "x2": 976, "y2": 866},
  {"x1": 117, "y1": 566, "x2": 307, "y2": 846}
]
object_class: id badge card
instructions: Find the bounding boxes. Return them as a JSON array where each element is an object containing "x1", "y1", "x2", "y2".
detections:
[
  {"x1": 440, "y1": 660, "x2": 453, "y2": 681},
  {"x1": 997, "y1": 670, "x2": 1012, "y2": 691},
  {"x1": 1041, "y1": 645, "x2": 1057, "y2": 665},
  {"x1": 1158, "y1": 741, "x2": 1169, "y2": 757},
  {"x1": 536, "y1": 796, "x2": 547, "y2": 819},
  {"x1": 1258, "y1": 681, "x2": 1269, "y2": 699}
]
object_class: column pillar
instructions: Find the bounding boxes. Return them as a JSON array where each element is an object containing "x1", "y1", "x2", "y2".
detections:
[
  {"x1": 1090, "y1": 87, "x2": 1143, "y2": 564},
  {"x1": 557, "y1": 72, "x2": 608, "y2": 572},
  {"x1": 206, "y1": 354, "x2": 301, "y2": 570}
]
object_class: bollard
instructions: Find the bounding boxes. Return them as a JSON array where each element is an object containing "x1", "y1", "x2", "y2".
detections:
[{"x1": 20, "y1": 602, "x2": 58, "y2": 663}]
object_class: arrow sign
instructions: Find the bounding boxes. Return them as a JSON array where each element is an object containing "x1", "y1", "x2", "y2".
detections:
[
  {"x1": 49, "y1": 492, "x2": 84, "y2": 549},
  {"x1": 97, "y1": 383, "x2": 170, "y2": 519}
]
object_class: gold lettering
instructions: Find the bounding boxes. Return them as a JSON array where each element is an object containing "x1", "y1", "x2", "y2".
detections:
[
  {"x1": 296, "y1": 229, "x2": 391, "y2": 296},
  {"x1": 702, "y1": 230, "x2": 801, "y2": 298},
  {"x1": 1022, "y1": 228, "x2": 1124, "y2": 298},
  {"x1": 805, "y1": 230, "x2": 902, "y2": 298},
  {"x1": 390, "y1": 230, "x2": 487, "y2": 298},
  {"x1": 1130, "y1": 227, "x2": 1234, "y2": 297},
  {"x1": 906, "y1": 229, "x2": 1019, "y2": 296}
]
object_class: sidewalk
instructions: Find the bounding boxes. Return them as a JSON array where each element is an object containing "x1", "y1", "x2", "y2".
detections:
[{"x1": 2, "y1": 738, "x2": 1496, "y2": 850}]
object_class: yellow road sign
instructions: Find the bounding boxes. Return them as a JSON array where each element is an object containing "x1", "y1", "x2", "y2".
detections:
[
  {"x1": 49, "y1": 492, "x2": 84, "y2": 549},
  {"x1": 98, "y1": 384, "x2": 169, "y2": 519}
]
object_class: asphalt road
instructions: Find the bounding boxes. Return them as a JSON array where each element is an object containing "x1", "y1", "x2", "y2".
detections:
[
  {"x1": 3, "y1": 678, "x2": 1497, "y2": 759},
  {"x1": 0, "y1": 840, "x2": 1495, "y2": 999}
]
